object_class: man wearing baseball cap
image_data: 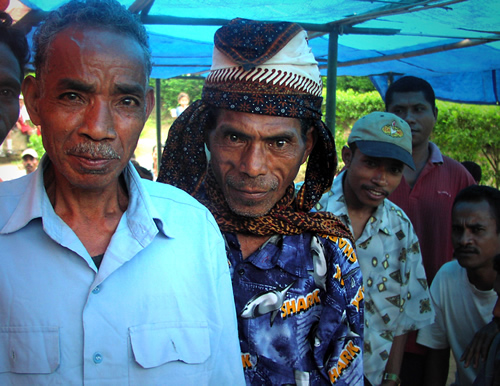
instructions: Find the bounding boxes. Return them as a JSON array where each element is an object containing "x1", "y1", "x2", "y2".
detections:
[
  {"x1": 314, "y1": 112, "x2": 434, "y2": 385},
  {"x1": 21, "y1": 148, "x2": 38, "y2": 174}
]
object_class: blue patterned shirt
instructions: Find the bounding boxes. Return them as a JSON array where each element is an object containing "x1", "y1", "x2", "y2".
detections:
[{"x1": 224, "y1": 231, "x2": 364, "y2": 385}]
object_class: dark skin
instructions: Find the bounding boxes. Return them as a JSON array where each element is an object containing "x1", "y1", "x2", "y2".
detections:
[
  {"x1": 424, "y1": 200, "x2": 500, "y2": 384},
  {"x1": 22, "y1": 28, "x2": 154, "y2": 257},
  {"x1": 207, "y1": 110, "x2": 314, "y2": 259}
]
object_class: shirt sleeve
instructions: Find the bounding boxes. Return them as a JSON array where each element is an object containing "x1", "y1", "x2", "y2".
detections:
[
  {"x1": 313, "y1": 236, "x2": 364, "y2": 385},
  {"x1": 416, "y1": 271, "x2": 450, "y2": 350},
  {"x1": 206, "y1": 218, "x2": 246, "y2": 385},
  {"x1": 392, "y1": 220, "x2": 435, "y2": 336}
]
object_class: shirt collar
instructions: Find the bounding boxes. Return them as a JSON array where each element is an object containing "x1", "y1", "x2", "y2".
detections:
[
  {"x1": 225, "y1": 232, "x2": 311, "y2": 278},
  {"x1": 428, "y1": 142, "x2": 444, "y2": 164},
  {"x1": 330, "y1": 170, "x2": 393, "y2": 237},
  {"x1": 1, "y1": 156, "x2": 170, "y2": 241}
]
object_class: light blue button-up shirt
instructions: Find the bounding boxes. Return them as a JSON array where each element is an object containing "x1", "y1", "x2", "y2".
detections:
[{"x1": 0, "y1": 157, "x2": 244, "y2": 385}]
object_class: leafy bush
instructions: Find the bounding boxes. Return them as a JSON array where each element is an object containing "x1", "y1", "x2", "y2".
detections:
[{"x1": 329, "y1": 89, "x2": 500, "y2": 187}]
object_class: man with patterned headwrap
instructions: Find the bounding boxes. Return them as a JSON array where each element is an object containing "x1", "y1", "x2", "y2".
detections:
[{"x1": 158, "y1": 18, "x2": 364, "y2": 385}]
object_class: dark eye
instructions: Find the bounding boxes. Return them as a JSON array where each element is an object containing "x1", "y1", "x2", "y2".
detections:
[
  {"x1": 391, "y1": 167, "x2": 403, "y2": 175},
  {"x1": 0, "y1": 88, "x2": 16, "y2": 98},
  {"x1": 471, "y1": 226, "x2": 484, "y2": 234},
  {"x1": 121, "y1": 97, "x2": 140, "y2": 107},
  {"x1": 365, "y1": 159, "x2": 377, "y2": 167},
  {"x1": 60, "y1": 92, "x2": 81, "y2": 102},
  {"x1": 275, "y1": 139, "x2": 287, "y2": 148}
]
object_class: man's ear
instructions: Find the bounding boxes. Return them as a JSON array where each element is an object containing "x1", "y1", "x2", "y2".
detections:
[
  {"x1": 21, "y1": 76, "x2": 41, "y2": 126},
  {"x1": 433, "y1": 106, "x2": 439, "y2": 120},
  {"x1": 301, "y1": 127, "x2": 316, "y2": 164},
  {"x1": 341, "y1": 145, "x2": 353, "y2": 168}
]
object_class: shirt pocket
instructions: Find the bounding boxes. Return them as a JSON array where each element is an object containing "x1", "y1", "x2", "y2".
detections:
[
  {"x1": 129, "y1": 321, "x2": 210, "y2": 368},
  {"x1": 0, "y1": 326, "x2": 59, "y2": 374}
]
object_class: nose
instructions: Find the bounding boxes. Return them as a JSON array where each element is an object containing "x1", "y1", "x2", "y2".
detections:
[
  {"x1": 239, "y1": 143, "x2": 268, "y2": 177},
  {"x1": 372, "y1": 167, "x2": 388, "y2": 186},
  {"x1": 455, "y1": 229, "x2": 472, "y2": 247},
  {"x1": 81, "y1": 99, "x2": 116, "y2": 141}
]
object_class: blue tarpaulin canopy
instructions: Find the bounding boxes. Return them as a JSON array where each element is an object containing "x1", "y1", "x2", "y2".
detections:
[{"x1": 7, "y1": 0, "x2": 500, "y2": 129}]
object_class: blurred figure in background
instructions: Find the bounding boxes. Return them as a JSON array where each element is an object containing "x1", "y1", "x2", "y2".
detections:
[
  {"x1": 170, "y1": 91, "x2": 190, "y2": 118},
  {"x1": 21, "y1": 148, "x2": 38, "y2": 174},
  {"x1": 462, "y1": 161, "x2": 482, "y2": 185}
]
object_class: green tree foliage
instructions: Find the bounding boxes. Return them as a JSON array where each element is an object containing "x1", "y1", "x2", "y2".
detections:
[
  {"x1": 432, "y1": 102, "x2": 500, "y2": 188},
  {"x1": 332, "y1": 88, "x2": 500, "y2": 187},
  {"x1": 149, "y1": 76, "x2": 204, "y2": 119}
]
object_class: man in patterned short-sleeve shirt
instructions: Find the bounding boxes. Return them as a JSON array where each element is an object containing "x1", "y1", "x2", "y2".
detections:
[
  {"x1": 158, "y1": 18, "x2": 364, "y2": 385},
  {"x1": 314, "y1": 112, "x2": 434, "y2": 385}
]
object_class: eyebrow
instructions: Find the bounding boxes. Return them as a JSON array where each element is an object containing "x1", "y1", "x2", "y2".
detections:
[
  {"x1": 114, "y1": 83, "x2": 145, "y2": 96},
  {"x1": 56, "y1": 78, "x2": 95, "y2": 93}
]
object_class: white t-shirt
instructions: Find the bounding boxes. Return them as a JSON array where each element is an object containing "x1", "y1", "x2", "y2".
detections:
[{"x1": 417, "y1": 260, "x2": 497, "y2": 385}]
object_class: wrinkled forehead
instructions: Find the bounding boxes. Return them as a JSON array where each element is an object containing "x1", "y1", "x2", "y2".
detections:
[{"x1": 42, "y1": 26, "x2": 149, "y2": 80}]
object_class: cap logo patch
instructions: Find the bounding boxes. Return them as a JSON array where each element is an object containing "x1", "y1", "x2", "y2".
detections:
[{"x1": 382, "y1": 121, "x2": 403, "y2": 138}]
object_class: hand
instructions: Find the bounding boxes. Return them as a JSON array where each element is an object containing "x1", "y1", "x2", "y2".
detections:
[{"x1": 461, "y1": 319, "x2": 499, "y2": 368}]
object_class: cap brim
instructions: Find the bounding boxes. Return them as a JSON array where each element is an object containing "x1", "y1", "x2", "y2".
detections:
[{"x1": 355, "y1": 140, "x2": 415, "y2": 170}]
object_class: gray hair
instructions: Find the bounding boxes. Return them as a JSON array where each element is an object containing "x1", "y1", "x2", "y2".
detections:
[{"x1": 33, "y1": 0, "x2": 151, "y2": 77}]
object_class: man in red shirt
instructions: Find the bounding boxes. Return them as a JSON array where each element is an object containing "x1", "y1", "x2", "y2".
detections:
[{"x1": 386, "y1": 76, "x2": 475, "y2": 385}]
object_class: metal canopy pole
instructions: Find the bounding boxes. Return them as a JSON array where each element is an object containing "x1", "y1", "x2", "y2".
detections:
[{"x1": 325, "y1": 27, "x2": 339, "y2": 135}]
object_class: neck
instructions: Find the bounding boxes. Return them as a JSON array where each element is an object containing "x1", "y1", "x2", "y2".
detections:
[
  {"x1": 467, "y1": 266, "x2": 496, "y2": 291},
  {"x1": 44, "y1": 165, "x2": 129, "y2": 257},
  {"x1": 236, "y1": 233, "x2": 271, "y2": 259},
  {"x1": 411, "y1": 141, "x2": 430, "y2": 173},
  {"x1": 342, "y1": 175, "x2": 376, "y2": 240}
]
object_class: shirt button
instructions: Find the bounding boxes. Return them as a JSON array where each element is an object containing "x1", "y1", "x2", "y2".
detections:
[
  {"x1": 238, "y1": 269, "x2": 245, "y2": 276},
  {"x1": 92, "y1": 286, "x2": 100, "y2": 294},
  {"x1": 93, "y1": 352, "x2": 103, "y2": 364}
]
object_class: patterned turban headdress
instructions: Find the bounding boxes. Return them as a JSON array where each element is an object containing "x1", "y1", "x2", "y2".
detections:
[{"x1": 158, "y1": 18, "x2": 352, "y2": 241}]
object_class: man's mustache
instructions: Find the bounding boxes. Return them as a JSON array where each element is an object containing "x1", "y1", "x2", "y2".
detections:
[
  {"x1": 226, "y1": 175, "x2": 278, "y2": 191},
  {"x1": 65, "y1": 142, "x2": 121, "y2": 160}
]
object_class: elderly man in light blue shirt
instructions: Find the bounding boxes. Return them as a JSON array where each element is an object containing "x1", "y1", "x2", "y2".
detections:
[{"x1": 0, "y1": 0, "x2": 244, "y2": 384}]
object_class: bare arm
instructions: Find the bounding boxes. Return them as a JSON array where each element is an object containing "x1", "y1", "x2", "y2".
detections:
[
  {"x1": 423, "y1": 348, "x2": 450, "y2": 386},
  {"x1": 382, "y1": 333, "x2": 408, "y2": 385},
  {"x1": 461, "y1": 320, "x2": 499, "y2": 369}
]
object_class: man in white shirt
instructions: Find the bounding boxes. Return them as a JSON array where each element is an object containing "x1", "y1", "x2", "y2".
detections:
[{"x1": 417, "y1": 185, "x2": 500, "y2": 385}]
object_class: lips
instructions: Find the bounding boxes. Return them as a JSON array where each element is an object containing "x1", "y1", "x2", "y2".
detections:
[
  {"x1": 71, "y1": 153, "x2": 116, "y2": 171},
  {"x1": 232, "y1": 187, "x2": 268, "y2": 200},
  {"x1": 363, "y1": 185, "x2": 388, "y2": 200},
  {"x1": 454, "y1": 248, "x2": 478, "y2": 258}
]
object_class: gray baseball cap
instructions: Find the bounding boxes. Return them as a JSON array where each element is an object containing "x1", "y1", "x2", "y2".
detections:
[{"x1": 348, "y1": 111, "x2": 415, "y2": 170}]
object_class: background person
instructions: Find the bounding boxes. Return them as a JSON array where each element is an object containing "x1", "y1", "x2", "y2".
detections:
[
  {"x1": 0, "y1": 11, "x2": 30, "y2": 147},
  {"x1": 158, "y1": 18, "x2": 364, "y2": 385},
  {"x1": 314, "y1": 112, "x2": 434, "y2": 385},
  {"x1": 21, "y1": 147, "x2": 38, "y2": 174},
  {"x1": 0, "y1": 1, "x2": 244, "y2": 384},
  {"x1": 385, "y1": 76, "x2": 476, "y2": 383},
  {"x1": 462, "y1": 161, "x2": 482, "y2": 185},
  {"x1": 473, "y1": 254, "x2": 500, "y2": 386},
  {"x1": 170, "y1": 91, "x2": 190, "y2": 118},
  {"x1": 417, "y1": 185, "x2": 500, "y2": 385}
]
